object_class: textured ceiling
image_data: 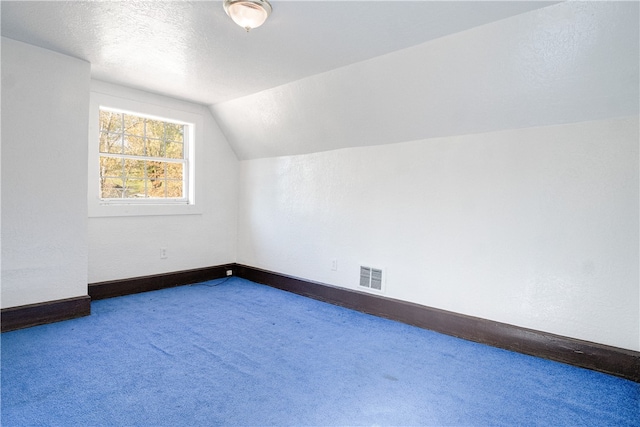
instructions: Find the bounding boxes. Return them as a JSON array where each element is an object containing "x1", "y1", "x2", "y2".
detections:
[
  {"x1": 211, "y1": 1, "x2": 640, "y2": 159},
  {"x1": 1, "y1": 1, "x2": 556, "y2": 106}
]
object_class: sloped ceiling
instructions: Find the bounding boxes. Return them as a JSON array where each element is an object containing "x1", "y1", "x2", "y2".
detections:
[
  {"x1": 1, "y1": 1, "x2": 555, "y2": 105},
  {"x1": 3, "y1": 1, "x2": 638, "y2": 160},
  {"x1": 212, "y1": 1, "x2": 640, "y2": 159}
]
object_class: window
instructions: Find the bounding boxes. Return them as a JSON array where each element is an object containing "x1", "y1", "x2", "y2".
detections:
[
  {"x1": 98, "y1": 109, "x2": 189, "y2": 202},
  {"x1": 88, "y1": 89, "x2": 203, "y2": 217}
]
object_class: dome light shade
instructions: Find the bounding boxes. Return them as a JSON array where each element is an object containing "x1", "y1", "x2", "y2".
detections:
[{"x1": 224, "y1": 0, "x2": 272, "y2": 32}]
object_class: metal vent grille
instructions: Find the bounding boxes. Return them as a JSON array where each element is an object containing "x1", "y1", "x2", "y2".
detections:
[
  {"x1": 359, "y1": 266, "x2": 383, "y2": 291},
  {"x1": 370, "y1": 268, "x2": 383, "y2": 290},
  {"x1": 360, "y1": 266, "x2": 371, "y2": 288}
]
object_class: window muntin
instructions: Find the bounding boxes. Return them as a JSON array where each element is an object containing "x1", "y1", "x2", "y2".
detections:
[{"x1": 98, "y1": 108, "x2": 190, "y2": 203}]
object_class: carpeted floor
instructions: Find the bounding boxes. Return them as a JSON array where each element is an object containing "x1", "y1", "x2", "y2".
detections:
[{"x1": 2, "y1": 277, "x2": 638, "y2": 426}]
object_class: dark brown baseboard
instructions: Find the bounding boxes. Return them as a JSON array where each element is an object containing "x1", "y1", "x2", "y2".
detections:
[
  {"x1": 1, "y1": 295, "x2": 91, "y2": 333},
  {"x1": 234, "y1": 264, "x2": 640, "y2": 382},
  {"x1": 7, "y1": 264, "x2": 637, "y2": 382},
  {"x1": 89, "y1": 264, "x2": 235, "y2": 300}
]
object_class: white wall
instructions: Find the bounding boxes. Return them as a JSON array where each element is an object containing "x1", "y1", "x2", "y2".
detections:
[
  {"x1": 230, "y1": 0, "x2": 639, "y2": 352},
  {"x1": 87, "y1": 82, "x2": 238, "y2": 283},
  {"x1": 237, "y1": 117, "x2": 639, "y2": 351},
  {"x1": 1, "y1": 39, "x2": 239, "y2": 306},
  {"x1": 1, "y1": 37, "x2": 91, "y2": 308}
]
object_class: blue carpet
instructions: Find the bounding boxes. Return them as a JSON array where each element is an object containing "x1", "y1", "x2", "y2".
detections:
[{"x1": 2, "y1": 277, "x2": 638, "y2": 426}]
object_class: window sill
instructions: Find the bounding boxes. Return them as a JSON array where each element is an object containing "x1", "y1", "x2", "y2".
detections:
[{"x1": 88, "y1": 202, "x2": 202, "y2": 218}]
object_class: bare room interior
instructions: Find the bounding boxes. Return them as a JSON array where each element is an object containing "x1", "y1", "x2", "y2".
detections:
[{"x1": 1, "y1": 1, "x2": 639, "y2": 425}]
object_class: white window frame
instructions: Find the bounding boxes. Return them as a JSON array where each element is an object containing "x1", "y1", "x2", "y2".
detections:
[{"x1": 88, "y1": 92, "x2": 203, "y2": 217}]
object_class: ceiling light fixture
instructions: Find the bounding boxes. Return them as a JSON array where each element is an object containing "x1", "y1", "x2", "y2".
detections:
[{"x1": 224, "y1": 0, "x2": 272, "y2": 32}]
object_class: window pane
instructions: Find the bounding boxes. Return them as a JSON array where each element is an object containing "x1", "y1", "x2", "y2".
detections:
[
  {"x1": 166, "y1": 142, "x2": 183, "y2": 159},
  {"x1": 124, "y1": 135, "x2": 145, "y2": 156},
  {"x1": 124, "y1": 159, "x2": 145, "y2": 178},
  {"x1": 100, "y1": 156, "x2": 123, "y2": 178},
  {"x1": 165, "y1": 123, "x2": 184, "y2": 143},
  {"x1": 166, "y1": 162, "x2": 183, "y2": 180},
  {"x1": 100, "y1": 111, "x2": 122, "y2": 133},
  {"x1": 166, "y1": 180, "x2": 183, "y2": 198},
  {"x1": 101, "y1": 177, "x2": 124, "y2": 198},
  {"x1": 100, "y1": 132, "x2": 123, "y2": 154},
  {"x1": 147, "y1": 179, "x2": 165, "y2": 198},
  {"x1": 124, "y1": 179, "x2": 145, "y2": 198},
  {"x1": 98, "y1": 107, "x2": 191, "y2": 202},
  {"x1": 123, "y1": 114, "x2": 144, "y2": 136},
  {"x1": 146, "y1": 161, "x2": 165, "y2": 183},
  {"x1": 146, "y1": 119, "x2": 165, "y2": 139},
  {"x1": 146, "y1": 138, "x2": 164, "y2": 157}
]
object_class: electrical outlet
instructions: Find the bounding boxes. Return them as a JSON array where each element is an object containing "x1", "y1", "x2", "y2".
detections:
[
  {"x1": 331, "y1": 259, "x2": 338, "y2": 271},
  {"x1": 226, "y1": 270, "x2": 233, "y2": 276},
  {"x1": 160, "y1": 247, "x2": 167, "y2": 259}
]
